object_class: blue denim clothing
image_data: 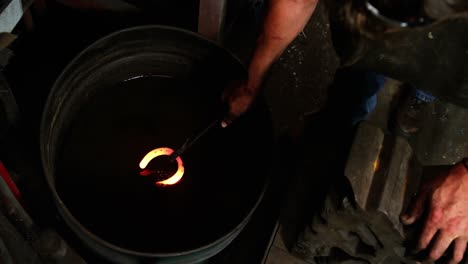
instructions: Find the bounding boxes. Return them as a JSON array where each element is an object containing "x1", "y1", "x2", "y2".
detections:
[
  {"x1": 322, "y1": 68, "x2": 436, "y2": 128},
  {"x1": 349, "y1": 72, "x2": 386, "y2": 125},
  {"x1": 414, "y1": 89, "x2": 436, "y2": 103},
  {"x1": 352, "y1": 72, "x2": 435, "y2": 125}
]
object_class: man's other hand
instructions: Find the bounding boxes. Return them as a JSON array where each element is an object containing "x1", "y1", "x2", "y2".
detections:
[{"x1": 401, "y1": 161, "x2": 468, "y2": 264}]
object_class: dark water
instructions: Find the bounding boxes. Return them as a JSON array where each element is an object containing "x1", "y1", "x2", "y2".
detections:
[{"x1": 56, "y1": 76, "x2": 272, "y2": 253}]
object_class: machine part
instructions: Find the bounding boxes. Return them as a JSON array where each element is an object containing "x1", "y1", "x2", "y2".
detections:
[
  {"x1": 54, "y1": 0, "x2": 139, "y2": 12},
  {"x1": 0, "y1": 173, "x2": 37, "y2": 243},
  {"x1": 0, "y1": 50, "x2": 20, "y2": 141},
  {"x1": 0, "y1": 0, "x2": 34, "y2": 33},
  {"x1": 36, "y1": 229, "x2": 86, "y2": 264},
  {"x1": 292, "y1": 121, "x2": 423, "y2": 264},
  {"x1": 365, "y1": 0, "x2": 427, "y2": 28},
  {"x1": 40, "y1": 25, "x2": 272, "y2": 263},
  {"x1": 169, "y1": 119, "x2": 222, "y2": 161},
  {"x1": 0, "y1": 164, "x2": 85, "y2": 263},
  {"x1": 285, "y1": 81, "x2": 426, "y2": 263},
  {"x1": 411, "y1": 100, "x2": 468, "y2": 165},
  {"x1": 198, "y1": 0, "x2": 226, "y2": 42},
  {"x1": 0, "y1": 161, "x2": 21, "y2": 200},
  {"x1": 332, "y1": 11, "x2": 468, "y2": 108},
  {"x1": 0, "y1": 236, "x2": 14, "y2": 264},
  {"x1": 0, "y1": 36, "x2": 15, "y2": 52},
  {"x1": 424, "y1": 0, "x2": 468, "y2": 19},
  {"x1": 0, "y1": 211, "x2": 41, "y2": 263},
  {"x1": 288, "y1": 79, "x2": 467, "y2": 263}
]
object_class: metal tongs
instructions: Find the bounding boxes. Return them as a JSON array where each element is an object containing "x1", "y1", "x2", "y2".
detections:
[
  {"x1": 168, "y1": 119, "x2": 224, "y2": 161},
  {"x1": 168, "y1": 104, "x2": 236, "y2": 162}
]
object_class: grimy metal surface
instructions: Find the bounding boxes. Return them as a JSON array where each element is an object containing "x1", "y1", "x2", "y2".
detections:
[
  {"x1": 290, "y1": 80, "x2": 467, "y2": 263},
  {"x1": 40, "y1": 25, "x2": 269, "y2": 264},
  {"x1": 412, "y1": 101, "x2": 468, "y2": 165},
  {"x1": 0, "y1": 0, "x2": 33, "y2": 33},
  {"x1": 260, "y1": 6, "x2": 468, "y2": 262},
  {"x1": 292, "y1": 122, "x2": 422, "y2": 264},
  {"x1": 198, "y1": 0, "x2": 226, "y2": 42},
  {"x1": 0, "y1": 48, "x2": 19, "y2": 141},
  {"x1": 331, "y1": 10, "x2": 468, "y2": 108},
  {"x1": 288, "y1": 9, "x2": 468, "y2": 260}
]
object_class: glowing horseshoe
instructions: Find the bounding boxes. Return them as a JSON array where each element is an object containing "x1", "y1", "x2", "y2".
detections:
[{"x1": 139, "y1": 147, "x2": 184, "y2": 186}]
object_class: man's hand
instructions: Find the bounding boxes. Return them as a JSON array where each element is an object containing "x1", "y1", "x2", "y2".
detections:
[
  {"x1": 221, "y1": 0, "x2": 318, "y2": 127},
  {"x1": 222, "y1": 80, "x2": 258, "y2": 126},
  {"x1": 401, "y1": 161, "x2": 468, "y2": 264}
]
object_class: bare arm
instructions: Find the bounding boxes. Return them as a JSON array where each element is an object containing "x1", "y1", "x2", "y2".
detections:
[
  {"x1": 247, "y1": 0, "x2": 319, "y2": 90},
  {"x1": 224, "y1": 0, "x2": 318, "y2": 122}
]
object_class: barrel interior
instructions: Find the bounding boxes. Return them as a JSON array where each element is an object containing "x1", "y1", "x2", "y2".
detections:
[{"x1": 54, "y1": 74, "x2": 272, "y2": 253}]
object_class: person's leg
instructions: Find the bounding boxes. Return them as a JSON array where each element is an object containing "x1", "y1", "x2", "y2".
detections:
[
  {"x1": 323, "y1": 68, "x2": 386, "y2": 127},
  {"x1": 395, "y1": 87, "x2": 436, "y2": 135},
  {"x1": 352, "y1": 72, "x2": 386, "y2": 125},
  {"x1": 345, "y1": 72, "x2": 438, "y2": 135}
]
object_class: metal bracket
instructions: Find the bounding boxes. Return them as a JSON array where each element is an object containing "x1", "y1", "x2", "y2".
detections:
[
  {"x1": 0, "y1": 48, "x2": 19, "y2": 139},
  {"x1": 198, "y1": 0, "x2": 227, "y2": 43},
  {"x1": 0, "y1": 0, "x2": 34, "y2": 34}
]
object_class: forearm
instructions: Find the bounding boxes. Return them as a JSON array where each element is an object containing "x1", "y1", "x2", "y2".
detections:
[{"x1": 246, "y1": 0, "x2": 318, "y2": 92}]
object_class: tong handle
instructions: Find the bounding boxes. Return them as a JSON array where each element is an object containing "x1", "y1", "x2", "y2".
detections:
[{"x1": 169, "y1": 119, "x2": 222, "y2": 161}]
